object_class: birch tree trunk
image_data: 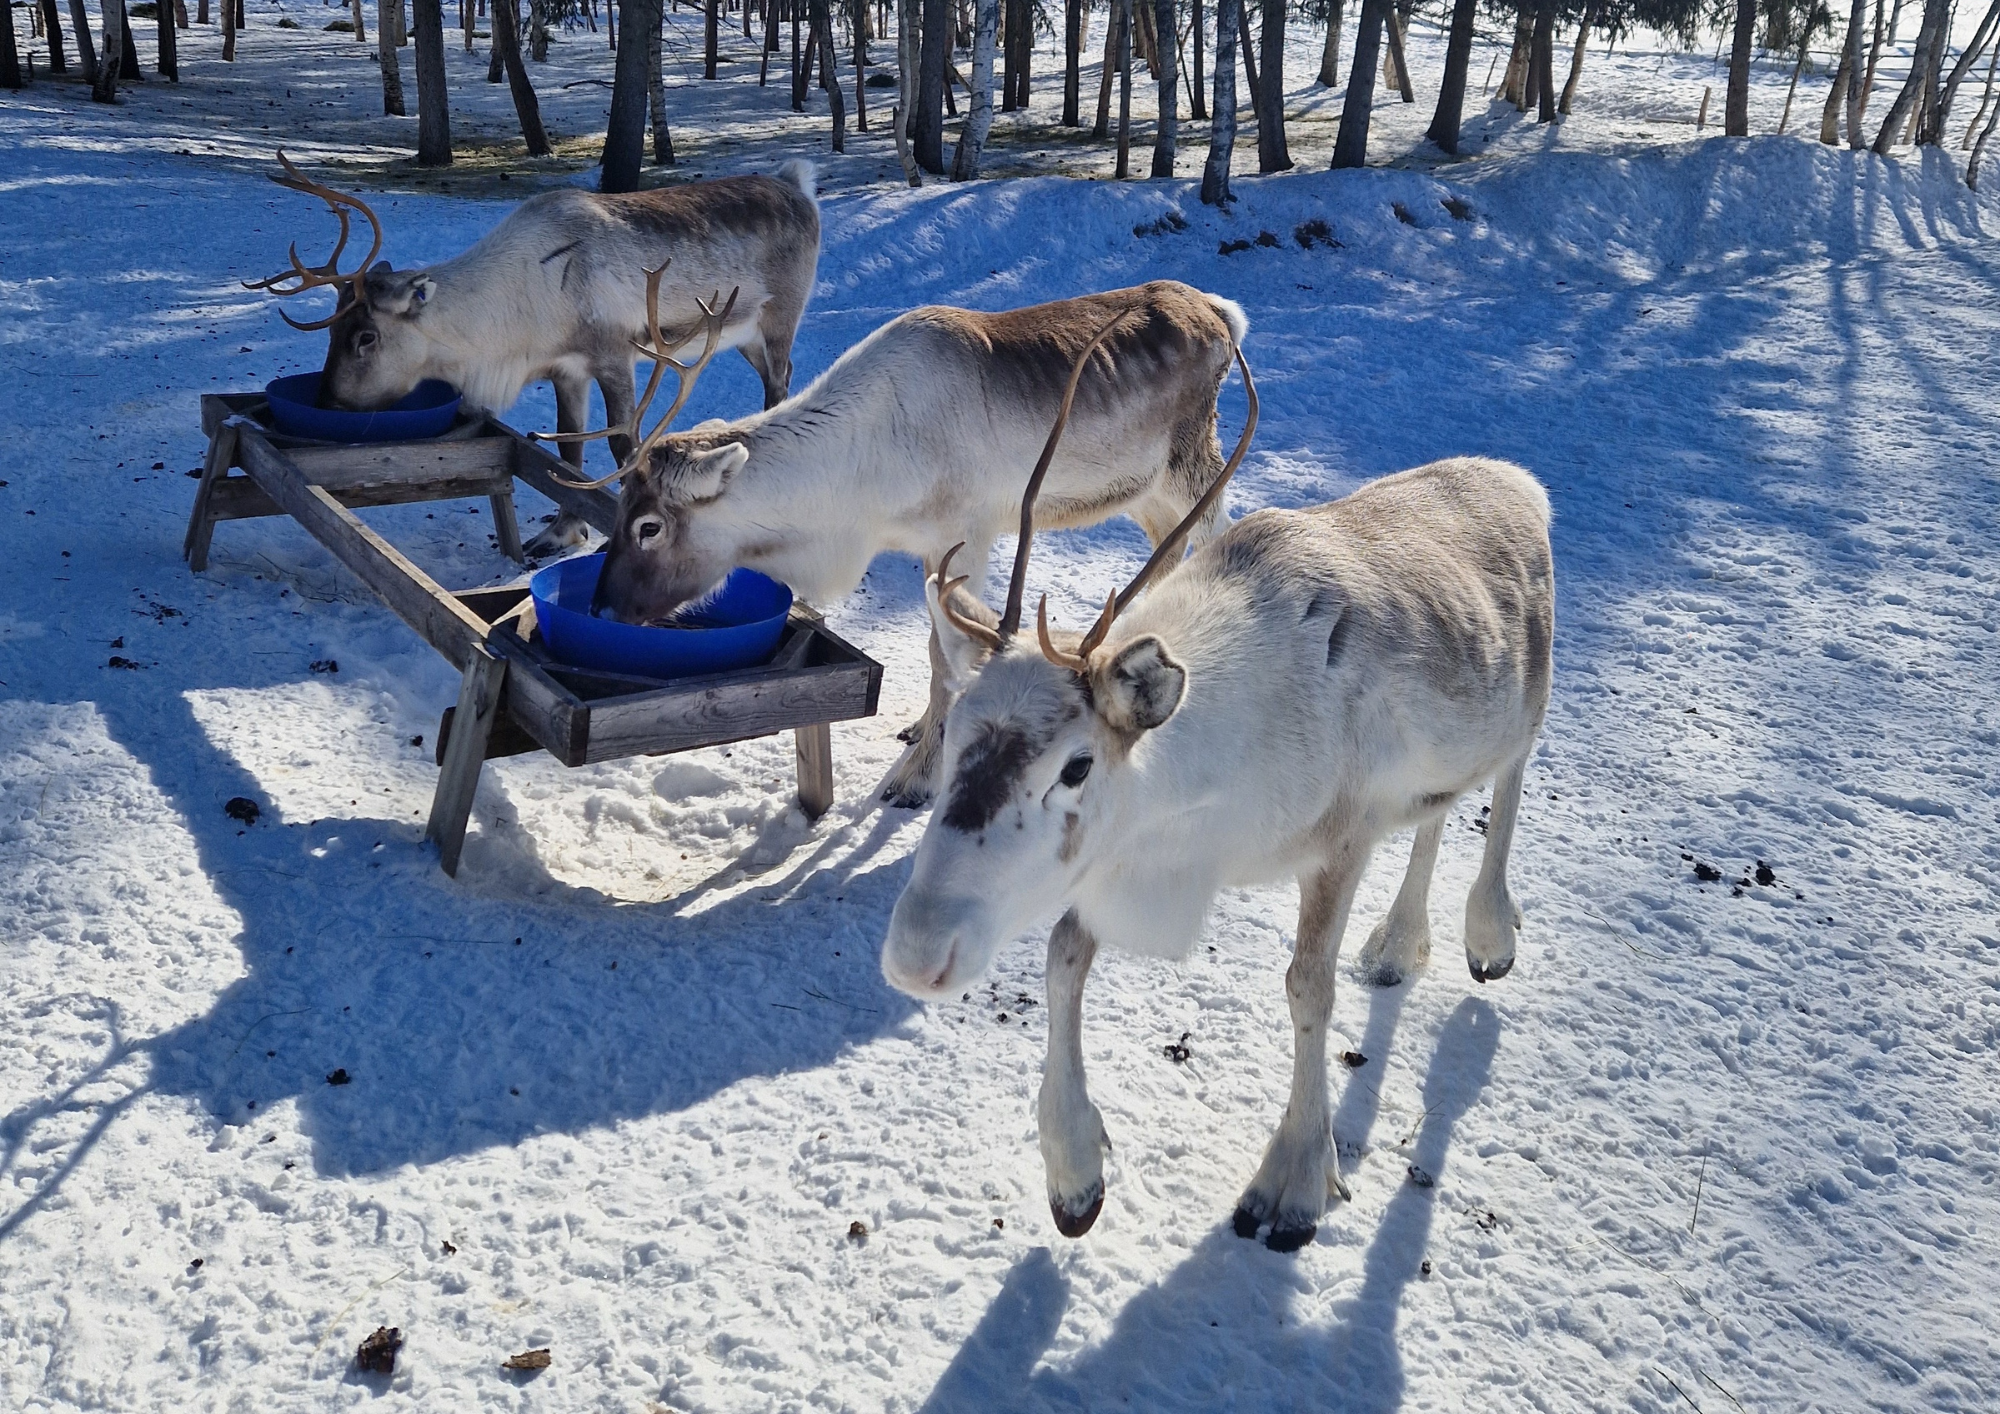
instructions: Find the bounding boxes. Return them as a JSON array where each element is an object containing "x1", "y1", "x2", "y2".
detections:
[
  {"x1": 1318, "y1": 0, "x2": 1341, "y2": 85},
  {"x1": 1966, "y1": 41, "x2": 2000, "y2": 146},
  {"x1": 68, "y1": 0, "x2": 98, "y2": 78},
  {"x1": 1202, "y1": 0, "x2": 1238, "y2": 201},
  {"x1": 915, "y1": 0, "x2": 949, "y2": 170},
  {"x1": 156, "y1": 0, "x2": 178, "y2": 77},
  {"x1": 602, "y1": 0, "x2": 654, "y2": 187},
  {"x1": 92, "y1": 0, "x2": 121, "y2": 99},
  {"x1": 492, "y1": 0, "x2": 552, "y2": 152},
  {"x1": 379, "y1": 0, "x2": 406, "y2": 111},
  {"x1": 1872, "y1": 0, "x2": 1945, "y2": 150},
  {"x1": 1969, "y1": 67, "x2": 2000, "y2": 182},
  {"x1": 1558, "y1": 1, "x2": 1592, "y2": 113},
  {"x1": 350, "y1": 0, "x2": 367, "y2": 42},
  {"x1": 41, "y1": 0, "x2": 67, "y2": 71},
  {"x1": 1860, "y1": 0, "x2": 1885, "y2": 115},
  {"x1": 1931, "y1": 0, "x2": 2000, "y2": 143},
  {"x1": 1254, "y1": 0, "x2": 1290, "y2": 168},
  {"x1": 952, "y1": 0, "x2": 997, "y2": 175},
  {"x1": 812, "y1": 0, "x2": 847, "y2": 151},
  {"x1": 649, "y1": 0, "x2": 674, "y2": 161}
]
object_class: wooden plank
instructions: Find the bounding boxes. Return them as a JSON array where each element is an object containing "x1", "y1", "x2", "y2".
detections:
[
  {"x1": 184, "y1": 422, "x2": 238, "y2": 573},
  {"x1": 579, "y1": 660, "x2": 879, "y2": 764},
  {"x1": 453, "y1": 585, "x2": 533, "y2": 622},
  {"x1": 427, "y1": 643, "x2": 508, "y2": 877},
  {"x1": 483, "y1": 630, "x2": 586, "y2": 765},
  {"x1": 234, "y1": 429, "x2": 492, "y2": 671},
  {"x1": 503, "y1": 431, "x2": 620, "y2": 537},
  {"x1": 490, "y1": 488, "x2": 526, "y2": 563},
  {"x1": 202, "y1": 392, "x2": 261, "y2": 438},
  {"x1": 200, "y1": 471, "x2": 516, "y2": 524},
  {"x1": 436, "y1": 702, "x2": 545, "y2": 763},
  {"x1": 284, "y1": 437, "x2": 515, "y2": 488},
  {"x1": 795, "y1": 722, "x2": 834, "y2": 820}
]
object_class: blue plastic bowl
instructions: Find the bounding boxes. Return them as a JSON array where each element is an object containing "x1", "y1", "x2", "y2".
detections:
[
  {"x1": 531, "y1": 555, "x2": 794, "y2": 680},
  {"x1": 264, "y1": 373, "x2": 463, "y2": 443}
]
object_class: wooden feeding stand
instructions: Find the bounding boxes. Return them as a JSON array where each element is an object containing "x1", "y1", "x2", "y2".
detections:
[{"x1": 185, "y1": 391, "x2": 882, "y2": 876}]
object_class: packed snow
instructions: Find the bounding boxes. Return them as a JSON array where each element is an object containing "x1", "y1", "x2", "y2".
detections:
[{"x1": 3, "y1": 17, "x2": 2000, "y2": 1414}]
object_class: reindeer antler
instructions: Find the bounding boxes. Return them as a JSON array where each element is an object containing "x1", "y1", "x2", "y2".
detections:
[
  {"x1": 530, "y1": 265, "x2": 741, "y2": 490},
  {"x1": 1036, "y1": 341, "x2": 1259, "y2": 674},
  {"x1": 243, "y1": 151, "x2": 386, "y2": 331}
]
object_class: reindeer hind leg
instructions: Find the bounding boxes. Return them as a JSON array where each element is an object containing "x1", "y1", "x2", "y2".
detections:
[{"x1": 523, "y1": 368, "x2": 599, "y2": 558}]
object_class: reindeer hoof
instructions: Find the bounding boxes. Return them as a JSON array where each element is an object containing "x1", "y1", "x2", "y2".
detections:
[
  {"x1": 880, "y1": 781, "x2": 933, "y2": 809},
  {"x1": 1231, "y1": 1205, "x2": 1263, "y2": 1240},
  {"x1": 895, "y1": 721, "x2": 922, "y2": 744},
  {"x1": 1050, "y1": 1186, "x2": 1104, "y2": 1239},
  {"x1": 1265, "y1": 1220, "x2": 1317, "y2": 1253},
  {"x1": 1469, "y1": 956, "x2": 1514, "y2": 983},
  {"x1": 1361, "y1": 964, "x2": 1404, "y2": 989}
]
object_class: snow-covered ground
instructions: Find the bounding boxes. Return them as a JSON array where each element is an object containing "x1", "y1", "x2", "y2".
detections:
[{"x1": 4, "y1": 18, "x2": 2000, "y2": 1414}]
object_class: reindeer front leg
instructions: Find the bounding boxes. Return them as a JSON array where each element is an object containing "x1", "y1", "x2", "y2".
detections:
[
  {"x1": 524, "y1": 368, "x2": 600, "y2": 558},
  {"x1": 1235, "y1": 844, "x2": 1366, "y2": 1252},
  {"x1": 1464, "y1": 753, "x2": 1529, "y2": 982},
  {"x1": 883, "y1": 538, "x2": 992, "y2": 808},
  {"x1": 1039, "y1": 910, "x2": 1110, "y2": 1238}
]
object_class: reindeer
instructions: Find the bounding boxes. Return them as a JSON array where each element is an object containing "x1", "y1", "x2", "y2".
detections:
[
  {"x1": 571, "y1": 278, "x2": 1250, "y2": 806},
  {"x1": 243, "y1": 152, "x2": 820, "y2": 556},
  {"x1": 878, "y1": 319, "x2": 1555, "y2": 1251}
]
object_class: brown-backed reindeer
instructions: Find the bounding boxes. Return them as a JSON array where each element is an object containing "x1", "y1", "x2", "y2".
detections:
[
  {"x1": 879, "y1": 325, "x2": 1555, "y2": 1251},
  {"x1": 244, "y1": 152, "x2": 819, "y2": 556},
  {"x1": 572, "y1": 279, "x2": 1250, "y2": 806}
]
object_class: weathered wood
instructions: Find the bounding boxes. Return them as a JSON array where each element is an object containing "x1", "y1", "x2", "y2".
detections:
[
  {"x1": 234, "y1": 429, "x2": 492, "y2": 670},
  {"x1": 184, "y1": 421, "x2": 239, "y2": 572},
  {"x1": 436, "y1": 700, "x2": 545, "y2": 762},
  {"x1": 427, "y1": 642, "x2": 508, "y2": 876},
  {"x1": 198, "y1": 471, "x2": 516, "y2": 524},
  {"x1": 581, "y1": 660, "x2": 880, "y2": 763},
  {"x1": 505, "y1": 433, "x2": 620, "y2": 537},
  {"x1": 489, "y1": 488, "x2": 526, "y2": 563},
  {"x1": 481, "y1": 630, "x2": 585, "y2": 763},
  {"x1": 795, "y1": 720, "x2": 834, "y2": 818}
]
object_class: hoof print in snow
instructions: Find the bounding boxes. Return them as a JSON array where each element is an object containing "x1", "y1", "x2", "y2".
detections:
[
  {"x1": 1133, "y1": 210, "x2": 1188, "y2": 238},
  {"x1": 1162, "y1": 1031, "x2": 1193, "y2": 1064},
  {"x1": 847, "y1": 1220, "x2": 868, "y2": 1241},
  {"x1": 1219, "y1": 238, "x2": 1253, "y2": 255},
  {"x1": 1441, "y1": 196, "x2": 1473, "y2": 221},
  {"x1": 309, "y1": 659, "x2": 339, "y2": 674},
  {"x1": 1406, "y1": 1163, "x2": 1435, "y2": 1188},
  {"x1": 502, "y1": 1348, "x2": 552, "y2": 1372},
  {"x1": 1393, "y1": 202, "x2": 1417, "y2": 226},
  {"x1": 326, "y1": 1068, "x2": 351, "y2": 1086},
  {"x1": 1255, "y1": 230, "x2": 1279, "y2": 247},
  {"x1": 1693, "y1": 861, "x2": 1722, "y2": 883},
  {"x1": 1340, "y1": 1050, "x2": 1368, "y2": 1069},
  {"x1": 224, "y1": 797, "x2": 261, "y2": 824},
  {"x1": 1294, "y1": 218, "x2": 1339, "y2": 249},
  {"x1": 107, "y1": 655, "x2": 141, "y2": 670},
  {"x1": 355, "y1": 1326, "x2": 401, "y2": 1375}
]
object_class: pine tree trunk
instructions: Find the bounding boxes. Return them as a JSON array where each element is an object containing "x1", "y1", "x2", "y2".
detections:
[
  {"x1": 69, "y1": 0, "x2": 98, "y2": 77},
  {"x1": 92, "y1": 0, "x2": 121, "y2": 98},
  {"x1": 41, "y1": 0, "x2": 67, "y2": 71},
  {"x1": 413, "y1": 0, "x2": 454, "y2": 163},
  {"x1": 1254, "y1": 0, "x2": 1289, "y2": 168},
  {"x1": 915, "y1": 0, "x2": 949, "y2": 169},
  {"x1": 1, "y1": 2, "x2": 21, "y2": 88},
  {"x1": 1332, "y1": 0, "x2": 1387, "y2": 167},
  {"x1": 952, "y1": 0, "x2": 996, "y2": 174},
  {"x1": 649, "y1": 0, "x2": 674, "y2": 161},
  {"x1": 492, "y1": 0, "x2": 552, "y2": 152},
  {"x1": 1062, "y1": 0, "x2": 1080, "y2": 121},
  {"x1": 1724, "y1": 0, "x2": 1754, "y2": 134},
  {"x1": 1202, "y1": 0, "x2": 1238, "y2": 201},
  {"x1": 1150, "y1": 0, "x2": 1177, "y2": 172},
  {"x1": 602, "y1": 0, "x2": 654, "y2": 186},
  {"x1": 1531, "y1": 0, "x2": 1556, "y2": 120},
  {"x1": 854, "y1": 0, "x2": 868, "y2": 131},
  {"x1": 379, "y1": 0, "x2": 407, "y2": 111},
  {"x1": 705, "y1": 0, "x2": 717, "y2": 76},
  {"x1": 1190, "y1": 0, "x2": 1205, "y2": 117},
  {"x1": 1318, "y1": 0, "x2": 1340, "y2": 86},
  {"x1": 155, "y1": 0, "x2": 177, "y2": 76},
  {"x1": 1116, "y1": 0, "x2": 1133, "y2": 175},
  {"x1": 1426, "y1": 0, "x2": 1477, "y2": 150},
  {"x1": 531, "y1": 0, "x2": 548, "y2": 60}
]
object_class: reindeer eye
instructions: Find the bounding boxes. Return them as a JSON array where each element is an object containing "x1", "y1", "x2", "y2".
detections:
[
  {"x1": 633, "y1": 517, "x2": 665, "y2": 544},
  {"x1": 354, "y1": 329, "x2": 377, "y2": 354},
  {"x1": 1059, "y1": 755, "x2": 1092, "y2": 789}
]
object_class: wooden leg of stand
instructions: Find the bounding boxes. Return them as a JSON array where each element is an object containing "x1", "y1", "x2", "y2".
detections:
[
  {"x1": 427, "y1": 643, "x2": 508, "y2": 876},
  {"x1": 185, "y1": 424, "x2": 238, "y2": 572},
  {"x1": 490, "y1": 488, "x2": 525, "y2": 563},
  {"x1": 794, "y1": 721, "x2": 834, "y2": 820}
]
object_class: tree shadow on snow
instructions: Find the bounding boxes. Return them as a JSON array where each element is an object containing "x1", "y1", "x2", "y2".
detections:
[
  {"x1": 918, "y1": 996, "x2": 1500, "y2": 1414},
  {"x1": 78, "y1": 677, "x2": 918, "y2": 1181}
]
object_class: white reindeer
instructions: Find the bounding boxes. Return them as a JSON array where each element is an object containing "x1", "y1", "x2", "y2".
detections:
[
  {"x1": 244, "y1": 152, "x2": 820, "y2": 556},
  {"x1": 879, "y1": 334, "x2": 1555, "y2": 1250},
  {"x1": 577, "y1": 280, "x2": 1250, "y2": 806}
]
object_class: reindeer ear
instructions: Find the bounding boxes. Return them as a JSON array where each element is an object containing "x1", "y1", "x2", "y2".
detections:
[
  {"x1": 925, "y1": 575, "x2": 1000, "y2": 692},
  {"x1": 679, "y1": 443, "x2": 748, "y2": 502},
  {"x1": 1092, "y1": 636, "x2": 1185, "y2": 734}
]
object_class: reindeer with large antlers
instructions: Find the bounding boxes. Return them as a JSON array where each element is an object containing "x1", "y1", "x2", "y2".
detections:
[
  {"x1": 580, "y1": 279, "x2": 1251, "y2": 807},
  {"x1": 880, "y1": 329, "x2": 1556, "y2": 1251},
  {"x1": 245, "y1": 152, "x2": 819, "y2": 557}
]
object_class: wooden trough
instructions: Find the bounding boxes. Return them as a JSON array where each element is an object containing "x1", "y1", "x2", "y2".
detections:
[{"x1": 186, "y1": 391, "x2": 882, "y2": 875}]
